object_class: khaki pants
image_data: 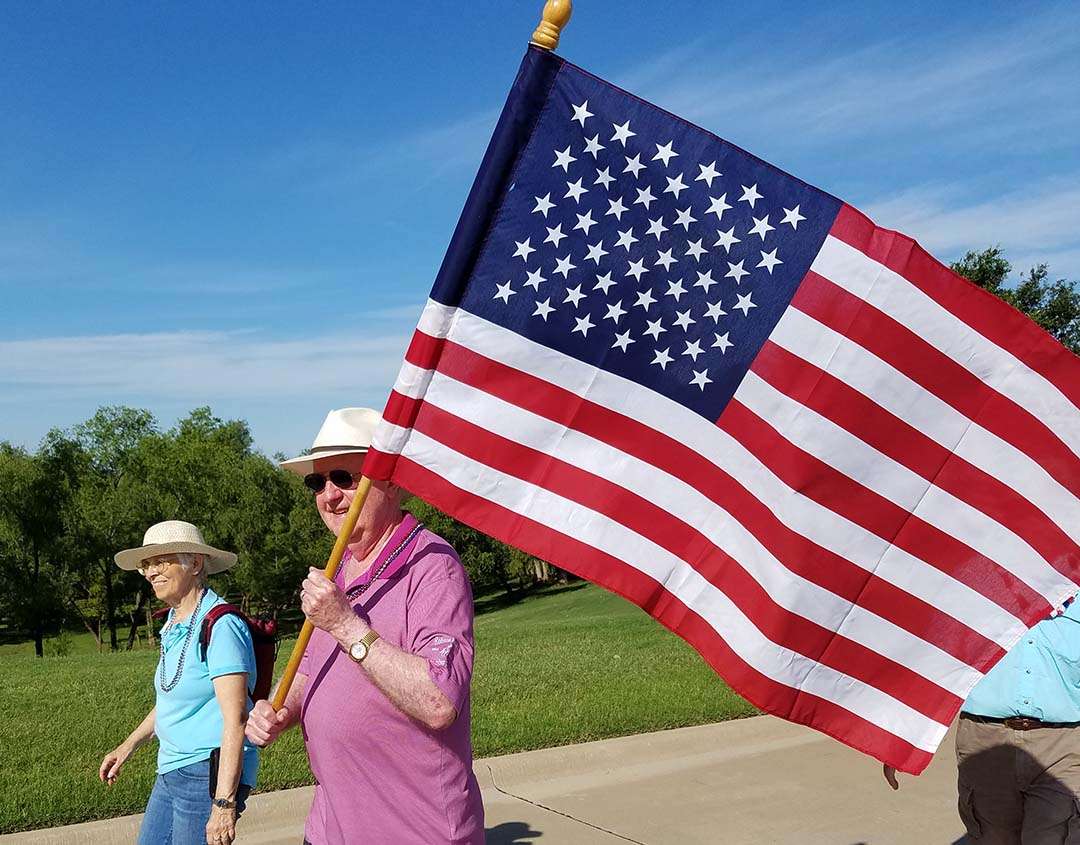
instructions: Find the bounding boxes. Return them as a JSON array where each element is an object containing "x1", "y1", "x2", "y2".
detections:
[{"x1": 957, "y1": 716, "x2": 1080, "y2": 844}]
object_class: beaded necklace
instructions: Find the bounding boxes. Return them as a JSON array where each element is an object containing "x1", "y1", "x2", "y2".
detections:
[
  {"x1": 343, "y1": 522, "x2": 424, "y2": 601},
  {"x1": 157, "y1": 588, "x2": 208, "y2": 693}
]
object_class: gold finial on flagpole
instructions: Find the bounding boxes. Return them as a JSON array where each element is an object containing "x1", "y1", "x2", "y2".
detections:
[{"x1": 530, "y1": 0, "x2": 572, "y2": 51}]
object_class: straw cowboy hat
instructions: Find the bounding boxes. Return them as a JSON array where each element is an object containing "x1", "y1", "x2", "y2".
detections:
[
  {"x1": 114, "y1": 520, "x2": 238, "y2": 574},
  {"x1": 279, "y1": 407, "x2": 381, "y2": 477}
]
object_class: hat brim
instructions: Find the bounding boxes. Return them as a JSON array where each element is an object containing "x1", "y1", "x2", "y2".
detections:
[
  {"x1": 279, "y1": 447, "x2": 368, "y2": 477},
  {"x1": 114, "y1": 542, "x2": 238, "y2": 574}
]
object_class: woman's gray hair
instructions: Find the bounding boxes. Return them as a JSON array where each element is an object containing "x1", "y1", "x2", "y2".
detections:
[{"x1": 176, "y1": 552, "x2": 210, "y2": 585}]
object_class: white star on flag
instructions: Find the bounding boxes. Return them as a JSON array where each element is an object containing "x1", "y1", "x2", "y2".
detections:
[
  {"x1": 714, "y1": 227, "x2": 740, "y2": 252},
  {"x1": 544, "y1": 224, "x2": 566, "y2": 247},
  {"x1": 690, "y1": 368, "x2": 713, "y2": 390},
  {"x1": 564, "y1": 178, "x2": 588, "y2": 203},
  {"x1": 739, "y1": 183, "x2": 763, "y2": 207},
  {"x1": 553, "y1": 146, "x2": 576, "y2": 172},
  {"x1": 571, "y1": 100, "x2": 593, "y2": 127},
  {"x1": 574, "y1": 210, "x2": 598, "y2": 235},
  {"x1": 513, "y1": 238, "x2": 535, "y2": 262},
  {"x1": 733, "y1": 291, "x2": 756, "y2": 315},
  {"x1": 553, "y1": 254, "x2": 576, "y2": 277},
  {"x1": 532, "y1": 193, "x2": 555, "y2": 217},
  {"x1": 584, "y1": 135, "x2": 605, "y2": 157},
  {"x1": 611, "y1": 120, "x2": 635, "y2": 145},
  {"x1": 643, "y1": 317, "x2": 666, "y2": 340},
  {"x1": 584, "y1": 240, "x2": 608, "y2": 264},
  {"x1": 781, "y1": 205, "x2": 806, "y2": 229},
  {"x1": 726, "y1": 260, "x2": 750, "y2": 283},
  {"x1": 695, "y1": 161, "x2": 721, "y2": 187},
  {"x1": 594, "y1": 271, "x2": 617, "y2": 294},
  {"x1": 712, "y1": 331, "x2": 733, "y2": 353},
  {"x1": 706, "y1": 194, "x2": 732, "y2": 221},
  {"x1": 494, "y1": 280, "x2": 515, "y2": 303},
  {"x1": 684, "y1": 239, "x2": 707, "y2": 261},
  {"x1": 651, "y1": 347, "x2": 673, "y2": 369},
  {"x1": 604, "y1": 300, "x2": 627, "y2": 323},
  {"x1": 623, "y1": 154, "x2": 646, "y2": 178},
  {"x1": 571, "y1": 313, "x2": 595, "y2": 336},
  {"x1": 653, "y1": 141, "x2": 678, "y2": 166},
  {"x1": 524, "y1": 269, "x2": 546, "y2": 290},
  {"x1": 611, "y1": 330, "x2": 635, "y2": 351},
  {"x1": 748, "y1": 214, "x2": 774, "y2": 241},
  {"x1": 757, "y1": 248, "x2": 783, "y2": 274},
  {"x1": 532, "y1": 298, "x2": 555, "y2": 320},
  {"x1": 595, "y1": 167, "x2": 615, "y2": 189},
  {"x1": 563, "y1": 284, "x2": 586, "y2": 307},
  {"x1": 634, "y1": 288, "x2": 657, "y2": 310}
]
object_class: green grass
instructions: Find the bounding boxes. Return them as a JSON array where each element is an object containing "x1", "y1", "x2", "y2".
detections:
[{"x1": 0, "y1": 584, "x2": 755, "y2": 833}]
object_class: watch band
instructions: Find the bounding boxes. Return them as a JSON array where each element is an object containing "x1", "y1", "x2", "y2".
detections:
[
  {"x1": 359, "y1": 628, "x2": 380, "y2": 652},
  {"x1": 212, "y1": 797, "x2": 237, "y2": 810}
]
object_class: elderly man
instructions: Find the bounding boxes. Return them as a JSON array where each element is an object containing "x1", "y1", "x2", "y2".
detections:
[{"x1": 245, "y1": 407, "x2": 484, "y2": 845}]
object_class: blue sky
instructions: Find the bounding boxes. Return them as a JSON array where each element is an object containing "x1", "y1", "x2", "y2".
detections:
[{"x1": 3, "y1": 1, "x2": 1078, "y2": 457}]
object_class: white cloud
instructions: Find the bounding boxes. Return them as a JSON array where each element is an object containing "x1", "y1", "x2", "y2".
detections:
[
  {"x1": 860, "y1": 176, "x2": 1080, "y2": 277},
  {"x1": 0, "y1": 327, "x2": 413, "y2": 403}
]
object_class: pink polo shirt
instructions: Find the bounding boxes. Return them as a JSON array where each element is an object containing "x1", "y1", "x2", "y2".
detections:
[{"x1": 298, "y1": 514, "x2": 484, "y2": 844}]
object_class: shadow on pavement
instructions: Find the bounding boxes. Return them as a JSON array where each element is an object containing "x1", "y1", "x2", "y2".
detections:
[{"x1": 486, "y1": 821, "x2": 543, "y2": 843}]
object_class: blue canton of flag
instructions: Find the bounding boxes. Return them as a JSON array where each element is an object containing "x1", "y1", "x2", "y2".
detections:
[{"x1": 459, "y1": 65, "x2": 840, "y2": 419}]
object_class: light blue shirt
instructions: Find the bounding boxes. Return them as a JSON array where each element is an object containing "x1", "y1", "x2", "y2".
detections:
[
  {"x1": 154, "y1": 588, "x2": 259, "y2": 785},
  {"x1": 964, "y1": 596, "x2": 1080, "y2": 723}
]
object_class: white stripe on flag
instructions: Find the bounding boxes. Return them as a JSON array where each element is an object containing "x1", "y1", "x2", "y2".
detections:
[
  {"x1": 813, "y1": 236, "x2": 1080, "y2": 454},
  {"x1": 420, "y1": 368, "x2": 983, "y2": 695},
  {"x1": 772, "y1": 307, "x2": 1080, "y2": 546},
  {"x1": 734, "y1": 370, "x2": 1065, "y2": 600},
  {"x1": 398, "y1": 423, "x2": 951, "y2": 753}
]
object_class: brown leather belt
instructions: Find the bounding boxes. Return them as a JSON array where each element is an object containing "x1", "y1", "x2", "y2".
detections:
[{"x1": 961, "y1": 712, "x2": 1080, "y2": 730}]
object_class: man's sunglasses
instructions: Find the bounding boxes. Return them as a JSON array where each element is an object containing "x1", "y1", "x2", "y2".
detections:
[{"x1": 303, "y1": 470, "x2": 360, "y2": 494}]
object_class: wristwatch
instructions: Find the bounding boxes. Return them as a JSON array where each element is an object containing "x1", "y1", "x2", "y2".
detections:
[
  {"x1": 348, "y1": 629, "x2": 381, "y2": 664},
  {"x1": 212, "y1": 797, "x2": 236, "y2": 810}
]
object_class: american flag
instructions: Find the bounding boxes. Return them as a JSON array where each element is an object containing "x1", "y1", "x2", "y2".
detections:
[{"x1": 364, "y1": 48, "x2": 1080, "y2": 774}]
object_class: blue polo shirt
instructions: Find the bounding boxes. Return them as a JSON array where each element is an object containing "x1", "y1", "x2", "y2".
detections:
[
  {"x1": 964, "y1": 595, "x2": 1080, "y2": 723},
  {"x1": 154, "y1": 588, "x2": 259, "y2": 786}
]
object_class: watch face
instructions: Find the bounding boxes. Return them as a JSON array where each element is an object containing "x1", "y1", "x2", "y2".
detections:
[{"x1": 350, "y1": 641, "x2": 368, "y2": 662}]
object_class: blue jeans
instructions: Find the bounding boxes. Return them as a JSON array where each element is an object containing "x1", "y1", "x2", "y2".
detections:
[{"x1": 137, "y1": 759, "x2": 251, "y2": 845}]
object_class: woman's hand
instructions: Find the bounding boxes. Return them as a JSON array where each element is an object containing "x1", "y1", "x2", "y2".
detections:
[
  {"x1": 205, "y1": 803, "x2": 237, "y2": 844},
  {"x1": 98, "y1": 743, "x2": 133, "y2": 785},
  {"x1": 301, "y1": 568, "x2": 359, "y2": 640},
  {"x1": 245, "y1": 700, "x2": 291, "y2": 747}
]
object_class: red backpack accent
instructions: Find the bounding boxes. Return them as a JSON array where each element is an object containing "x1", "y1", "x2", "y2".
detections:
[{"x1": 198, "y1": 604, "x2": 278, "y2": 703}]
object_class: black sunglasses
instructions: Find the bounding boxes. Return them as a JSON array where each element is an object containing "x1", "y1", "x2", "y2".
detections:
[{"x1": 303, "y1": 470, "x2": 359, "y2": 493}]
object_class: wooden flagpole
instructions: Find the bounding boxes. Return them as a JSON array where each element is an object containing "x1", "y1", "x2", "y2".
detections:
[
  {"x1": 272, "y1": 476, "x2": 373, "y2": 710},
  {"x1": 272, "y1": 0, "x2": 573, "y2": 712}
]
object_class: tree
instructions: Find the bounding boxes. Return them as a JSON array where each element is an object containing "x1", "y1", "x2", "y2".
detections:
[
  {"x1": 0, "y1": 444, "x2": 72, "y2": 656},
  {"x1": 951, "y1": 247, "x2": 1080, "y2": 353},
  {"x1": 43, "y1": 407, "x2": 159, "y2": 651}
]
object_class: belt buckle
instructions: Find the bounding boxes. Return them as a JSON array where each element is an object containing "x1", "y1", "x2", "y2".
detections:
[{"x1": 1004, "y1": 716, "x2": 1039, "y2": 730}]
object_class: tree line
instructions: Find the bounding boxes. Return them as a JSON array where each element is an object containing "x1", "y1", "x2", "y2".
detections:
[
  {"x1": 0, "y1": 407, "x2": 557, "y2": 657},
  {"x1": 1, "y1": 248, "x2": 1076, "y2": 656}
]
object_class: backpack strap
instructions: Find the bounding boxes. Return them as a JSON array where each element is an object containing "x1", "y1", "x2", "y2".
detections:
[{"x1": 199, "y1": 603, "x2": 242, "y2": 661}]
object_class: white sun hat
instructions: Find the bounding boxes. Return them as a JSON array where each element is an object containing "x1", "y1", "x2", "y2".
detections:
[
  {"x1": 114, "y1": 520, "x2": 238, "y2": 574},
  {"x1": 279, "y1": 407, "x2": 382, "y2": 477}
]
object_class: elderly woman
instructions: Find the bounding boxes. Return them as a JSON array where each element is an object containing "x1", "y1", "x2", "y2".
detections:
[{"x1": 98, "y1": 520, "x2": 259, "y2": 845}]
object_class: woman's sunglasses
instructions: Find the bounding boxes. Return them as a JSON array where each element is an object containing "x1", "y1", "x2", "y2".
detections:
[{"x1": 303, "y1": 469, "x2": 359, "y2": 494}]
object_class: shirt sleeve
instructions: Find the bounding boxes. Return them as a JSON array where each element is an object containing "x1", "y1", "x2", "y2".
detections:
[
  {"x1": 206, "y1": 612, "x2": 256, "y2": 686},
  {"x1": 408, "y1": 570, "x2": 475, "y2": 714}
]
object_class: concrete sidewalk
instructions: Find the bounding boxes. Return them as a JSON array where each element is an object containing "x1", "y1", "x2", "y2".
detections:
[{"x1": 2, "y1": 716, "x2": 965, "y2": 844}]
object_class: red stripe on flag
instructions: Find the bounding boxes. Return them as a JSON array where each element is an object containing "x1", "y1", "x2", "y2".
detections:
[
  {"x1": 792, "y1": 271, "x2": 1080, "y2": 501},
  {"x1": 751, "y1": 340, "x2": 1080, "y2": 577},
  {"x1": 718, "y1": 400, "x2": 1051, "y2": 622},
  {"x1": 404, "y1": 330, "x2": 446, "y2": 371},
  {"x1": 830, "y1": 204, "x2": 1080, "y2": 412},
  {"x1": 381, "y1": 342, "x2": 1005, "y2": 671},
  {"x1": 380, "y1": 450, "x2": 938, "y2": 775},
  {"x1": 411, "y1": 400, "x2": 962, "y2": 722}
]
